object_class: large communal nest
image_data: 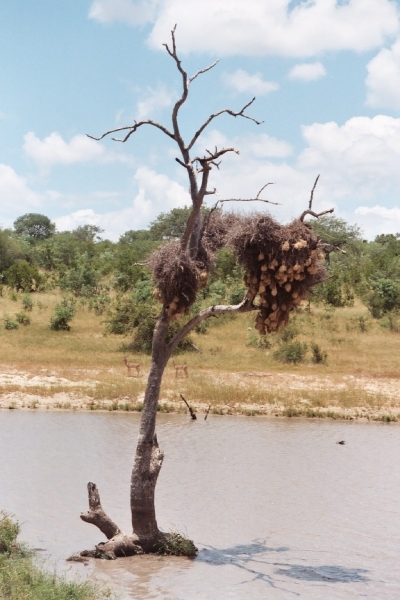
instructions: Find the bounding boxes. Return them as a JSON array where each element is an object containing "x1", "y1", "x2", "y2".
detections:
[
  {"x1": 228, "y1": 213, "x2": 327, "y2": 335},
  {"x1": 148, "y1": 241, "x2": 203, "y2": 320},
  {"x1": 148, "y1": 212, "x2": 236, "y2": 320}
]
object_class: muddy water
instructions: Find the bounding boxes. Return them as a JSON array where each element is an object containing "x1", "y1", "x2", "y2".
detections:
[{"x1": 0, "y1": 412, "x2": 399, "y2": 599}]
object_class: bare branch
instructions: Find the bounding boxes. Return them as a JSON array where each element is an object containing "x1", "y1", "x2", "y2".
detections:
[
  {"x1": 309, "y1": 174, "x2": 320, "y2": 210},
  {"x1": 300, "y1": 208, "x2": 334, "y2": 222},
  {"x1": 189, "y1": 60, "x2": 219, "y2": 83},
  {"x1": 167, "y1": 297, "x2": 257, "y2": 356},
  {"x1": 180, "y1": 394, "x2": 197, "y2": 420},
  {"x1": 187, "y1": 98, "x2": 263, "y2": 152},
  {"x1": 205, "y1": 188, "x2": 217, "y2": 195},
  {"x1": 80, "y1": 482, "x2": 122, "y2": 540},
  {"x1": 87, "y1": 120, "x2": 175, "y2": 143},
  {"x1": 175, "y1": 157, "x2": 188, "y2": 169},
  {"x1": 221, "y1": 197, "x2": 280, "y2": 206},
  {"x1": 256, "y1": 183, "x2": 275, "y2": 198}
]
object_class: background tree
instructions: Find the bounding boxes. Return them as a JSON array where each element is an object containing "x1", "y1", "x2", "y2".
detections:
[
  {"x1": 68, "y1": 28, "x2": 331, "y2": 559},
  {"x1": 13, "y1": 213, "x2": 55, "y2": 241}
]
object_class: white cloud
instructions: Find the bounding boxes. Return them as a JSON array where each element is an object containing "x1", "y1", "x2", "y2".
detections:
[
  {"x1": 89, "y1": 0, "x2": 158, "y2": 26},
  {"x1": 24, "y1": 132, "x2": 105, "y2": 170},
  {"x1": 135, "y1": 83, "x2": 174, "y2": 120},
  {"x1": 55, "y1": 166, "x2": 189, "y2": 240},
  {"x1": 91, "y1": 0, "x2": 400, "y2": 57},
  {"x1": 0, "y1": 164, "x2": 41, "y2": 224},
  {"x1": 354, "y1": 205, "x2": 400, "y2": 238},
  {"x1": 288, "y1": 62, "x2": 326, "y2": 82},
  {"x1": 23, "y1": 132, "x2": 133, "y2": 172},
  {"x1": 222, "y1": 70, "x2": 279, "y2": 95},
  {"x1": 298, "y1": 115, "x2": 400, "y2": 200},
  {"x1": 366, "y1": 38, "x2": 400, "y2": 110}
]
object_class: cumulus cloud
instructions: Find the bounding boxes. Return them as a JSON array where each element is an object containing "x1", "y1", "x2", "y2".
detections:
[
  {"x1": 288, "y1": 62, "x2": 326, "y2": 82},
  {"x1": 298, "y1": 115, "x2": 400, "y2": 200},
  {"x1": 354, "y1": 205, "x2": 400, "y2": 238},
  {"x1": 55, "y1": 166, "x2": 189, "y2": 240},
  {"x1": 24, "y1": 132, "x2": 105, "y2": 170},
  {"x1": 0, "y1": 164, "x2": 41, "y2": 224},
  {"x1": 222, "y1": 70, "x2": 279, "y2": 95},
  {"x1": 90, "y1": 0, "x2": 399, "y2": 57},
  {"x1": 366, "y1": 38, "x2": 400, "y2": 110},
  {"x1": 23, "y1": 132, "x2": 133, "y2": 172},
  {"x1": 89, "y1": 0, "x2": 158, "y2": 26},
  {"x1": 135, "y1": 83, "x2": 174, "y2": 120}
]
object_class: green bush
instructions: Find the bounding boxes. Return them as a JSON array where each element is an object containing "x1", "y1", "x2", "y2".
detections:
[
  {"x1": 279, "y1": 323, "x2": 299, "y2": 343},
  {"x1": 367, "y1": 278, "x2": 400, "y2": 318},
  {"x1": 15, "y1": 311, "x2": 31, "y2": 326},
  {"x1": 50, "y1": 298, "x2": 76, "y2": 331},
  {"x1": 0, "y1": 511, "x2": 20, "y2": 553},
  {"x1": 229, "y1": 283, "x2": 246, "y2": 305},
  {"x1": 246, "y1": 333, "x2": 272, "y2": 349},
  {"x1": 3, "y1": 315, "x2": 19, "y2": 330},
  {"x1": 310, "y1": 343, "x2": 327, "y2": 364},
  {"x1": 0, "y1": 511, "x2": 112, "y2": 599},
  {"x1": 88, "y1": 294, "x2": 111, "y2": 316},
  {"x1": 274, "y1": 341, "x2": 308, "y2": 364},
  {"x1": 21, "y1": 294, "x2": 33, "y2": 311},
  {"x1": 4, "y1": 260, "x2": 41, "y2": 292}
]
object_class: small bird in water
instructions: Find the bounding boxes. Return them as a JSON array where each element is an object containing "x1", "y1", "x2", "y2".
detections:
[{"x1": 337, "y1": 440, "x2": 345, "y2": 445}]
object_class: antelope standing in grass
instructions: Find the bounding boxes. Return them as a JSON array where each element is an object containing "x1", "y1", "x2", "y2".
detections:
[
  {"x1": 124, "y1": 357, "x2": 141, "y2": 377},
  {"x1": 173, "y1": 360, "x2": 188, "y2": 378}
]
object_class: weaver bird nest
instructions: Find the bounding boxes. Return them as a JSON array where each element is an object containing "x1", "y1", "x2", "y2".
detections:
[
  {"x1": 148, "y1": 211, "x2": 326, "y2": 327},
  {"x1": 229, "y1": 214, "x2": 326, "y2": 335}
]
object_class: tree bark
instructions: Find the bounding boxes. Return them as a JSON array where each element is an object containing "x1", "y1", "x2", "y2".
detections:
[{"x1": 130, "y1": 311, "x2": 170, "y2": 547}]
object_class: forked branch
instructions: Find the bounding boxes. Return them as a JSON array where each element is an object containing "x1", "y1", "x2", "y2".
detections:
[
  {"x1": 300, "y1": 175, "x2": 334, "y2": 222},
  {"x1": 80, "y1": 482, "x2": 122, "y2": 540},
  {"x1": 87, "y1": 120, "x2": 175, "y2": 143},
  {"x1": 187, "y1": 97, "x2": 263, "y2": 151}
]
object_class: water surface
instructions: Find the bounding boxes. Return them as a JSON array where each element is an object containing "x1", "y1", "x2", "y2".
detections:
[{"x1": 1, "y1": 411, "x2": 399, "y2": 599}]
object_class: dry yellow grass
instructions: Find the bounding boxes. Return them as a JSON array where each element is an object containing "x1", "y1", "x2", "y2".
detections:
[{"x1": 0, "y1": 290, "x2": 399, "y2": 420}]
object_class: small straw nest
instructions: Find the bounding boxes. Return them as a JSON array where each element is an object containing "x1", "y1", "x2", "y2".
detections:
[
  {"x1": 148, "y1": 241, "x2": 202, "y2": 320},
  {"x1": 228, "y1": 214, "x2": 327, "y2": 335}
]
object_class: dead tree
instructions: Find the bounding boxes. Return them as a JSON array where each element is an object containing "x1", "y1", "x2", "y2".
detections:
[{"x1": 78, "y1": 26, "x2": 332, "y2": 559}]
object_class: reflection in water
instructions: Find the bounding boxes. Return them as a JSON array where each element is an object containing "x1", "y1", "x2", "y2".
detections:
[
  {"x1": 0, "y1": 412, "x2": 399, "y2": 599},
  {"x1": 275, "y1": 565, "x2": 369, "y2": 583}
]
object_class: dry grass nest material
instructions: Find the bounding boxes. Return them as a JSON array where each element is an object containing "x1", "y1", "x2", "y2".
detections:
[
  {"x1": 149, "y1": 211, "x2": 326, "y2": 327},
  {"x1": 149, "y1": 242, "x2": 203, "y2": 320},
  {"x1": 228, "y1": 214, "x2": 327, "y2": 334}
]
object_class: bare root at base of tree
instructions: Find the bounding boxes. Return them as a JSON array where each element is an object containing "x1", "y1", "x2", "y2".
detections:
[{"x1": 78, "y1": 25, "x2": 333, "y2": 559}]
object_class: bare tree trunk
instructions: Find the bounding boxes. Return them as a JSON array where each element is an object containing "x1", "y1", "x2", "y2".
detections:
[{"x1": 130, "y1": 311, "x2": 169, "y2": 548}]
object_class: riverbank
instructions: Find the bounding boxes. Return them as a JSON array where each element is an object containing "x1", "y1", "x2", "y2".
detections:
[
  {"x1": 0, "y1": 366, "x2": 399, "y2": 421},
  {"x1": 0, "y1": 512, "x2": 112, "y2": 600},
  {"x1": 1, "y1": 294, "x2": 399, "y2": 421}
]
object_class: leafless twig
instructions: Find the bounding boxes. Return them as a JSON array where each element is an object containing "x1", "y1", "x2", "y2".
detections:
[
  {"x1": 180, "y1": 394, "x2": 197, "y2": 420},
  {"x1": 300, "y1": 175, "x2": 334, "y2": 222}
]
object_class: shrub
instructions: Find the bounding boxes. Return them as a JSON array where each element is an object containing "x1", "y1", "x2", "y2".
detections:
[
  {"x1": 21, "y1": 294, "x2": 33, "y2": 311},
  {"x1": 0, "y1": 511, "x2": 20, "y2": 554},
  {"x1": 310, "y1": 343, "x2": 327, "y2": 364},
  {"x1": 15, "y1": 312, "x2": 31, "y2": 325},
  {"x1": 50, "y1": 298, "x2": 76, "y2": 331},
  {"x1": 246, "y1": 333, "x2": 272, "y2": 349},
  {"x1": 274, "y1": 341, "x2": 307, "y2": 364},
  {"x1": 4, "y1": 260, "x2": 41, "y2": 292},
  {"x1": 279, "y1": 322, "x2": 299, "y2": 343},
  {"x1": 59, "y1": 264, "x2": 100, "y2": 297},
  {"x1": 367, "y1": 278, "x2": 400, "y2": 318},
  {"x1": 88, "y1": 294, "x2": 111, "y2": 316},
  {"x1": 3, "y1": 315, "x2": 19, "y2": 330},
  {"x1": 229, "y1": 283, "x2": 246, "y2": 305}
]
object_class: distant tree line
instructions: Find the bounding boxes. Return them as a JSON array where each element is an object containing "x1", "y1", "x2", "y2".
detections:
[{"x1": 1, "y1": 210, "x2": 400, "y2": 342}]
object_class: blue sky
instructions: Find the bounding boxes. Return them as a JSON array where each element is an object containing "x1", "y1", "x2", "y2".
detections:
[{"x1": 1, "y1": 0, "x2": 399, "y2": 240}]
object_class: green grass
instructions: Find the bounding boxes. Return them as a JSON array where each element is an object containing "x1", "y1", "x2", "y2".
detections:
[{"x1": 0, "y1": 511, "x2": 113, "y2": 600}]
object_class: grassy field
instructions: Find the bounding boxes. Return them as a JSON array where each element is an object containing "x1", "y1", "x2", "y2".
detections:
[{"x1": 0, "y1": 289, "x2": 399, "y2": 420}]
